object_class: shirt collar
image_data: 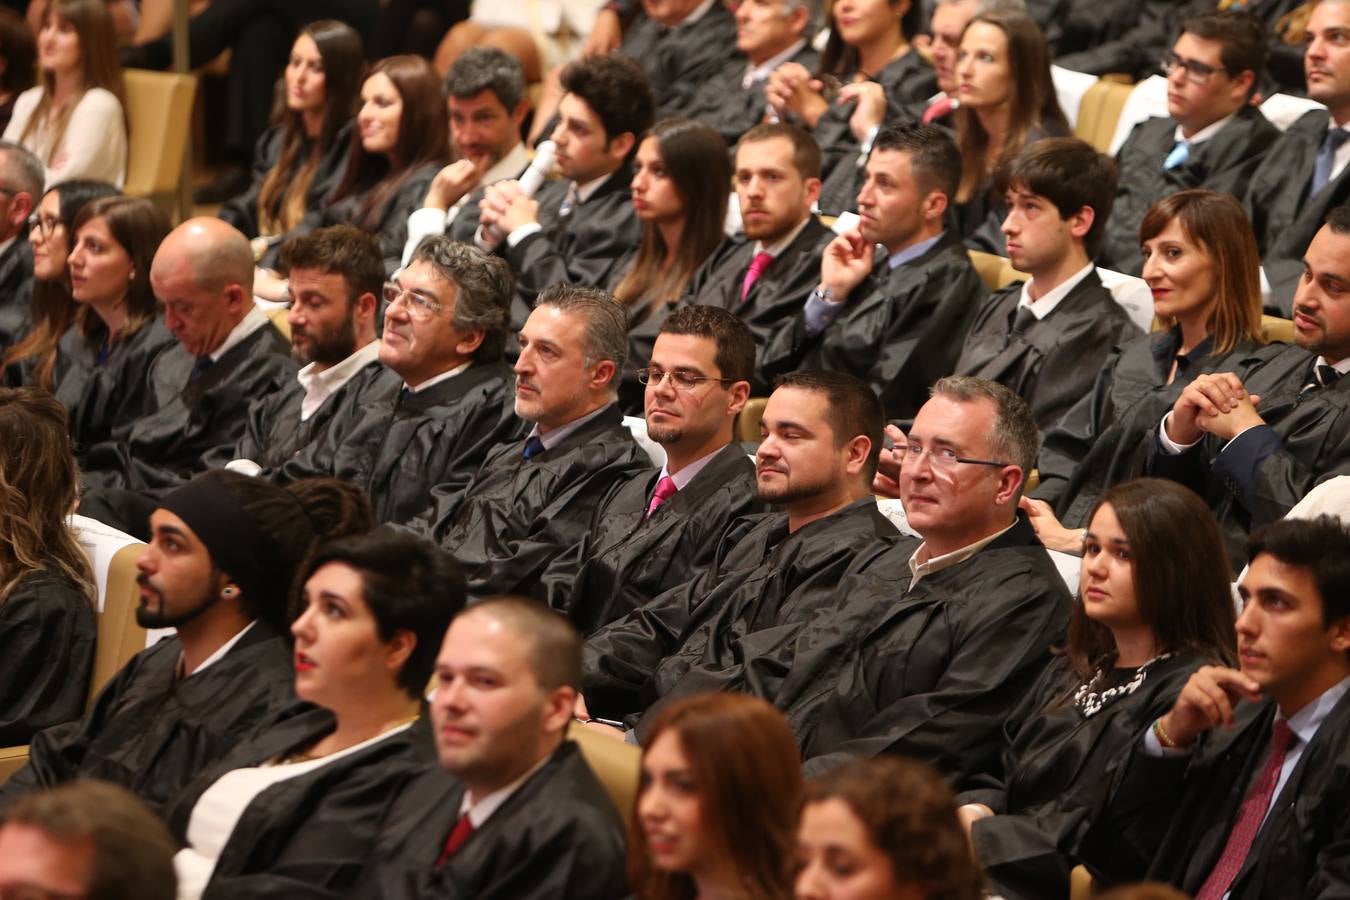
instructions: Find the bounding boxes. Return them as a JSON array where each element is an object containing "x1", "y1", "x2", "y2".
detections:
[
  {"x1": 1019, "y1": 262, "x2": 1095, "y2": 320},
  {"x1": 1317, "y1": 355, "x2": 1350, "y2": 376},
  {"x1": 1283, "y1": 674, "x2": 1350, "y2": 745},
  {"x1": 528, "y1": 402, "x2": 613, "y2": 451},
  {"x1": 676, "y1": 0, "x2": 717, "y2": 27},
  {"x1": 483, "y1": 142, "x2": 532, "y2": 185},
  {"x1": 1172, "y1": 111, "x2": 1237, "y2": 147},
  {"x1": 658, "y1": 444, "x2": 726, "y2": 491},
  {"x1": 744, "y1": 39, "x2": 808, "y2": 87},
  {"x1": 404, "y1": 360, "x2": 472, "y2": 393},
  {"x1": 183, "y1": 621, "x2": 256, "y2": 677},
  {"x1": 209, "y1": 305, "x2": 273, "y2": 362},
  {"x1": 458, "y1": 754, "x2": 552, "y2": 827},
  {"x1": 907, "y1": 520, "x2": 1016, "y2": 590},
  {"x1": 753, "y1": 215, "x2": 812, "y2": 258},
  {"x1": 573, "y1": 171, "x2": 613, "y2": 206},
  {"x1": 888, "y1": 232, "x2": 943, "y2": 269},
  {"x1": 296, "y1": 340, "x2": 381, "y2": 421}
]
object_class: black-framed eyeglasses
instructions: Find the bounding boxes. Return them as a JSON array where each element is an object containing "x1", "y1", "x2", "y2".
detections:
[
  {"x1": 382, "y1": 282, "x2": 444, "y2": 319},
  {"x1": 635, "y1": 367, "x2": 735, "y2": 391},
  {"x1": 27, "y1": 212, "x2": 62, "y2": 237},
  {"x1": 1160, "y1": 50, "x2": 1228, "y2": 85},
  {"x1": 895, "y1": 441, "x2": 1008, "y2": 472}
]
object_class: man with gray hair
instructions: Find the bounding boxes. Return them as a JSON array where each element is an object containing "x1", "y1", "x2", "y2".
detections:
[
  {"x1": 402, "y1": 48, "x2": 534, "y2": 264},
  {"x1": 277, "y1": 236, "x2": 523, "y2": 527},
  {"x1": 0, "y1": 140, "x2": 43, "y2": 350},
  {"x1": 419, "y1": 284, "x2": 651, "y2": 597}
]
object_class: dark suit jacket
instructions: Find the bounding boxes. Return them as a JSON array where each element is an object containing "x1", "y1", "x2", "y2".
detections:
[
  {"x1": 0, "y1": 234, "x2": 33, "y2": 351},
  {"x1": 620, "y1": 3, "x2": 739, "y2": 118},
  {"x1": 687, "y1": 43, "x2": 821, "y2": 146}
]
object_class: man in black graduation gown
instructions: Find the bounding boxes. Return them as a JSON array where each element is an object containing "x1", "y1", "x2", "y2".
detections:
[
  {"x1": 1099, "y1": 11, "x2": 1278, "y2": 275},
  {"x1": 538, "y1": 306, "x2": 764, "y2": 635},
  {"x1": 276, "y1": 237, "x2": 523, "y2": 527},
  {"x1": 760, "y1": 124, "x2": 986, "y2": 423},
  {"x1": 359, "y1": 598, "x2": 629, "y2": 900},
  {"x1": 77, "y1": 218, "x2": 297, "y2": 538},
  {"x1": 579, "y1": 370, "x2": 902, "y2": 733},
  {"x1": 0, "y1": 472, "x2": 321, "y2": 818},
  {"x1": 206, "y1": 225, "x2": 385, "y2": 473},
  {"x1": 0, "y1": 142, "x2": 40, "y2": 353},
  {"x1": 686, "y1": 0, "x2": 819, "y2": 146},
  {"x1": 477, "y1": 54, "x2": 654, "y2": 329},
  {"x1": 419, "y1": 285, "x2": 652, "y2": 597},
  {"x1": 402, "y1": 48, "x2": 534, "y2": 262},
  {"x1": 619, "y1": 0, "x2": 738, "y2": 119},
  {"x1": 1080, "y1": 516, "x2": 1350, "y2": 897},
  {"x1": 1245, "y1": 0, "x2": 1350, "y2": 313},
  {"x1": 769, "y1": 376, "x2": 1071, "y2": 785},
  {"x1": 1146, "y1": 210, "x2": 1350, "y2": 566},
  {"x1": 956, "y1": 138, "x2": 1141, "y2": 430}
]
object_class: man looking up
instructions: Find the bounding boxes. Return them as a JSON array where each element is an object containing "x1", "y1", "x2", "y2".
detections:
[
  {"x1": 956, "y1": 138, "x2": 1140, "y2": 428},
  {"x1": 539, "y1": 306, "x2": 763, "y2": 634}
]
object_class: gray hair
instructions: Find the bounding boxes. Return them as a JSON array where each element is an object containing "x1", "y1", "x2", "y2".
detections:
[
  {"x1": 410, "y1": 236, "x2": 513, "y2": 363},
  {"x1": 930, "y1": 375, "x2": 1040, "y2": 485},
  {"x1": 534, "y1": 284, "x2": 628, "y2": 375},
  {"x1": 0, "y1": 139, "x2": 45, "y2": 198},
  {"x1": 444, "y1": 46, "x2": 526, "y2": 112}
]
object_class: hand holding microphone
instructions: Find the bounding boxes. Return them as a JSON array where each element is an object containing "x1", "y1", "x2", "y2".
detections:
[{"x1": 478, "y1": 140, "x2": 557, "y2": 250}]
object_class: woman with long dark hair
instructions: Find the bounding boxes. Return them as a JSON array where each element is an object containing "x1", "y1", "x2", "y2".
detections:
[{"x1": 957, "y1": 478, "x2": 1238, "y2": 900}]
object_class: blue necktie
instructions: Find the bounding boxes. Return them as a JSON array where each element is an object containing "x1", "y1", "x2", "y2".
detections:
[
  {"x1": 522, "y1": 436, "x2": 546, "y2": 459},
  {"x1": 1311, "y1": 128, "x2": 1350, "y2": 196},
  {"x1": 1162, "y1": 140, "x2": 1191, "y2": 171}
]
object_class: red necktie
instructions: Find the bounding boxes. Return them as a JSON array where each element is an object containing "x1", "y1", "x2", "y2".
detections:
[
  {"x1": 740, "y1": 251, "x2": 773, "y2": 302},
  {"x1": 1194, "y1": 719, "x2": 1296, "y2": 900},
  {"x1": 646, "y1": 475, "x2": 678, "y2": 517},
  {"x1": 435, "y1": 814, "x2": 475, "y2": 868}
]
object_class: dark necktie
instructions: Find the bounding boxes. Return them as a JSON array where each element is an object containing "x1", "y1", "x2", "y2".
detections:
[
  {"x1": 1301, "y1": 363, "x2": 1341, "y2": 395},
  {"x1": 1008, "y1": 305, "x2": 1038, "y2": 338},
  {"x1": 189, "y1": 355, "x2": 213, "y2": 381},
  {"x1": 1194, "y1": 719, "x2": 1296, "y2": 900},
  {"x1": 1311, "y1": 128, "x2": 1350, "y2": 196},
  {"x1": 434, "y1": 814, "x2": 475, "y2": 868},
  {"x1": 523, "y1": 436, "x2": 546, "y2": 459}
]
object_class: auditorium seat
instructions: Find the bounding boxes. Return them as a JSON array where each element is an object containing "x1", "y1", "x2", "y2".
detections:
[
  {"x1": 567, "y1": 722, "x2": 641, "y2": 827},
  {"x1": 969, "y1": 251, "x2": 1022, "y2": 292},
  {"x1": 1074, "y1": 78, "x2": 1136, "y2": 153},
  {"x1": 1261, "y1": 314, "x2": 1295, "y2": 343},
  {"x1": 123, "y1": 69, "x2": 199, "y2": 214},
  {"x1": 735, "y1": 396, "x2": 769, "y2": 443}
]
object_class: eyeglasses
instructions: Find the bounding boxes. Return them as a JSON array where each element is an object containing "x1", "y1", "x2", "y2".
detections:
[
  {"x1": 895, "y1": 440, "x2": 1008, "y2": 472},
  {"x1": 635, "y1": 367, "x2": 735, "y2": 391},
  {"x1": 1160, "y1": 50, "x2": 1228, "y2": 85},
  {"x1": 27, "y1": 212, "x2": 62, "y2": 237},
  {"x1": 382, "y1": 282, "x2": 443, "y2": 319}
]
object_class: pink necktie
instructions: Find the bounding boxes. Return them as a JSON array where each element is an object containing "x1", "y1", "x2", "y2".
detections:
[
  {"x1": 741, "y1": 251, "x2": 773, "y2": 302},
  {"x1": 1194, "y1": 718, "x2": 1296, "y2": 900},
  {"x1": 923, "y1": 95, "x2": 954, "y2": 124},
  {"x1": 646, "y1": 475, "x2": 678, "y2": 517}
]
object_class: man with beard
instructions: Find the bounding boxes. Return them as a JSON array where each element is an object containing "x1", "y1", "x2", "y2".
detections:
[
  {"x1": 419, "y1": 285, "x2": 652, "y2": 597},
  {"x1": 537, "y1": 306, "x2": 764, "y2": 635},
  {"x1": 684, "y1": 124, "x2": 833, "y2": 367},
  {"x1": 579, "y1": 370, "x2": 901, "y2": 733},
  {"x1": 1148, "y1": 209, "x2": 1350, "y2": 567},
  {"x1": 356, "y1": 597, "x2": 629, "y2": 899},
  {"x1": 210, "y1": 225, "x2": 385, "y2": 472},
  {"x1": 0, "y1": 471, "x2": 369, "y2": 818}
]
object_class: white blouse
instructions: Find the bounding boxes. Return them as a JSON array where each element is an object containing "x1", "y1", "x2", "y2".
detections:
[{"x1": 2, "y1": 86, "x2": 128, "y2": 188}]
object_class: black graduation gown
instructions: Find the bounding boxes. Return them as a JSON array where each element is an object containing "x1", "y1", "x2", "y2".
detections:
[
  {"x1": 957, "y1": 652, "x2": 1205, "y2": 900},
  {"x1": 1146, "y1": 342, "x2": 1350, "y2": 567},
  {"x1": 52, "y1": 318, "x2": 177, "y2": 460},
  {"x1": 0, "y1": 236, "x2": 32, "y2": 352},
  {"x1": 0, "y1": 621, "x2": 298, "y2": 818},
  {"x1": 1031, "y1": 329, "x2": 1267, "y2": 528},
  {"x1": 1100, "y1": 107, "x2": 1279, "y2": 275},
  {"x1": 355, "y1": 741, "x2": 630, "y2": 900},
  {"x1": 166, "y1": 707, "x2": 436, "y2": 900},
  {"x1": 537, "y1": 443, "x2": 764, "y2": 635},
  {"x1": 813, "y1": 50, "x2": 938, "y2": 183},
  {"x1": 217, "y1": 119, "x2": 355, "y2": 240},
  {"x1": 0, "y1": 572, "x2": 95, "y2": 746},
  {"x1": 1054, "y1": 0, "x2": 1210, "y2": 80},
  {"x1": 443, "y1": 158, "x2": 534, "y2": 246},
  {"x1": 583, "y1": 498, "x2": 902, "y2": 725},
  {"x1": 1080, "y1": 689, "x2": 1350, "y2": 897},
  {"x1": 687, "y1": 43, "x2": 821, "y2": 146},
  {"x1": 79, "y1": 321, "x2": 297, "y2": 494},
  {"x1": 1245, "y1": 109, "x2": 1350, "y2": 314},
  {"x1": 619, "y1": 4, "x2": 739, "y2": 119},
  {"x1": 760, "y1": 230, "x2": 986, "y2": 423},
  {"x1": 319, "y1": 163, "x2": 442, "y2": 277},
  {"x1": 279, "y1": 362, "x2": 524, "y2": 526},
  {"x1": 954, "y1": 270, "x2": 1142, "y2": 430},
  {"x1": 422, "y1": 403, "x2": 653, "y2": 598},
  {"x1": 774, "y1": 515, "x2": 1072, "y2": 785},
  {"x1": 500, "y1": 162, "x2": 639, "y2": 331}
]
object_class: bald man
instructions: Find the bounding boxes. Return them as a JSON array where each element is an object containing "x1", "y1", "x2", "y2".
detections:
[{"x1": 79, "y1": 219, "x2": 296, "y2": 538}]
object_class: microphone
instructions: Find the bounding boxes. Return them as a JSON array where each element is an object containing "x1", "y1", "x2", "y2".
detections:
[{"x1": 481, "y1": 140, "x2": 557, "y2": 247}]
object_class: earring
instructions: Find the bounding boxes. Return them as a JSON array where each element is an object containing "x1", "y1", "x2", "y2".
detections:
[{"x1": 222, "y1": 586, "x2": 237, "y2": 598}]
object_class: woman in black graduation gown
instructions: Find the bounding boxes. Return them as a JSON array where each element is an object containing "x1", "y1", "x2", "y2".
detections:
[
  {"x1": 954, "y1": 478, "x2": 1239, "y2": 900},
  {"x1": 168, "y1": 529, "x2": 460, "y2": 899},
  {"x1": 609, "y1": 118, "x2": 730, "y2": 412},
  {"x1": 629, "y1": 692, "x2": 803, "y2": 900},
  {"x1": 218, "y1": 20, "x2": 363, "y2": 246},
  {"x1": 54, "y1": 196, "x2": 175, "y2": 457},
  {"x1": 1025, "y1": 189, "x2": 1270, "y2": 552},
  {"x1": 0, "y1": 387, "x2": 96, "y2": 746}
]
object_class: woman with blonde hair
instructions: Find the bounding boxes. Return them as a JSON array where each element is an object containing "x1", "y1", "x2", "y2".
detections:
[{"x1": 2, "y1": 0, "x2": 127, "y2": 186}]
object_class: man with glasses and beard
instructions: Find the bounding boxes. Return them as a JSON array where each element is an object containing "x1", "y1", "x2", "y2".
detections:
[{"x1": 0, "y1": 472, "x2": 370, "y2": 819}]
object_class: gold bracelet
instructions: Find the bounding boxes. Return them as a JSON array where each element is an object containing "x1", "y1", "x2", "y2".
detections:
[{"x1": 1153, "y1": 717, "x2": 1179, "y2": 749}]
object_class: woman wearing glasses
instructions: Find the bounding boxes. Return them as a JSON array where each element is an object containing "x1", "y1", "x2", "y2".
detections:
[
  {"x1": 955, "y1": 478, "x2": 1237, "y2": 900},
  {"x1": 2, "y1": 179, "x2": 119, "y2": 389},
  {"x1": 1023, "y1": 190, "x2": 1269, "y2": 555},
  {"x1": 53, "y1": 196, "x2": 176, "y2": 457}
]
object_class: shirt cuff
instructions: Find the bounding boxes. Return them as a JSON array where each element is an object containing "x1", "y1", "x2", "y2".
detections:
[
  {"x1": 804, "y1": 289, "x2": 847, "y2": 337},
  {"x1": 1157, "y1": 411, "x2": 1202, "y2": 455},
  {"x1": 507, "y1": 222, "x2": 543, "y2": 248},
  {"x1": 1142, "y1": 723, "x2": 1193, "y2": 758}
]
